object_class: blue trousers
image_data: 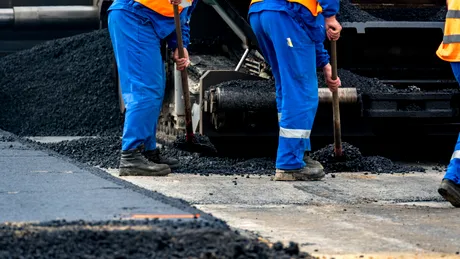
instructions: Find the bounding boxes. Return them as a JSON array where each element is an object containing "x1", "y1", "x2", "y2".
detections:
[
  {"x1": 444, "y1": 62, "x2": 460, "y2": 184},
  {"x1": 108, "y1": 9, "x2": 165, "y2": 151},
  {"x1": 249, "y1": 11, "x2": 319, "y2": 170}
]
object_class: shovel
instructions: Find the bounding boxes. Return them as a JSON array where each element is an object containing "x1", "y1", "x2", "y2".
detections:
[
  {"x1": 330, "y1": 40, "x2": 343, "y2": 157},
  {"x1": 172, "y1": 5, "x2": 217, "y2": 154}
]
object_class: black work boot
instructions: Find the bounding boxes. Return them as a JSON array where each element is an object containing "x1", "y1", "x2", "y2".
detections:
[
  {"x1": 119, "y1": 147, "x2": 171, "y2": 176},
  {"x1": 142, "y1": 148, "x2": 180, "y2": 169},
  {"x1": 438, "y1": 179, "x2": 460, "y2": 208}
]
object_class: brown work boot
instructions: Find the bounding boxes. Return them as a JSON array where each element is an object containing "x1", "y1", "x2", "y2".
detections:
[
  {"x1": 119, "y1": 147, "x2": 171, "y2": 176},
  {"x1": 273, "y1": 166, "x2": 325, "y2": 181},
  {"x1": 304, "y1": 152, "x2": 324, "y2": 171},
  {"x1": 142, "y1": 148, "x2": 180, "y2": 169},
  {"x1": 438, "y1": 179, "x2": 460, "y2": 208}
]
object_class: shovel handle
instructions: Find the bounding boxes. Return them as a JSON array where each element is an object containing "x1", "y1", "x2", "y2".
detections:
[
  {"x1": 330, "y1": 40, "x2": 342, "y2": 157},
  {"x1": 173, "y1": 5, "x2": 194, "y2": 140}
]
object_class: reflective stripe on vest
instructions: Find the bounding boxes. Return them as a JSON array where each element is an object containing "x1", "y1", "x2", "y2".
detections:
[
  {"x1": 437, "y1": 4, "x2": 460, "y2": 62},
  {"x1": 135, "y1": 0, "x2": 192, "y2": 17},
  {"x1": 250, "y1": 0, "x2": 323, "y2": 16}
]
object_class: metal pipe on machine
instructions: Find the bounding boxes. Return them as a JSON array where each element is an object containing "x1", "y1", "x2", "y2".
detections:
[
  {"x1": 211, "y1": 87, "x2": 358, "y2": 113},
  {"x1": 0, "y1": 6, "x2": 99, "y2": 29}
]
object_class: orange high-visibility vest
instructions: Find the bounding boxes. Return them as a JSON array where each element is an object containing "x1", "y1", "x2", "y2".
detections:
[
  {"x1": 437, "y1": 1, "x2": 460, "y2": 62},
  {"x1": 250, "y1": 0, "x2": 323, "y2": 16},
  {"x1": 135, "y1": 0, "x2": 193, "y2": 17}
]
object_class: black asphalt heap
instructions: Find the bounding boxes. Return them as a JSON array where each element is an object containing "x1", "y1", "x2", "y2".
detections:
[
  {"x1": 337, "y1": 0, "x2": 447, "y2": 22},
  {"x1": 42, "y1": 136, "x2": 121, "y2": 169},
  {"x1": 0, "y1": 220, "x2": 312, "y2": 259},
  {"x1": 39, "y1": 137, "x2": 427, "y2": 175},
  {"x1": 311, "y1": 142, "x2": 426, "y2": 173},
  {"x1": 337, "y1": 0, "x2": 383, "y2": 22},
  {"x1": 41, "y1": 137, "x2": 276, "y2": 175},
  {"x1": 0, "y1": 29, "x2": 121, "y2": 137}
]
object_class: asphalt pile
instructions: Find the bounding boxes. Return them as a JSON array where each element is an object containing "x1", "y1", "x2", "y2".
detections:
[
  {"x1": 364, "y1": 6, "x2": 447, "y2": 21},
  {"x1": 40, "y1": 136, "x2": 276, "y2": 175},
  {"x1": 337, "y1": 0, "x2": 447, "y2": 22},
  {"x1": 38, "y1": 136, "x2": 426, "y2": 175},
  {"x1": 42, "y1": 136, "x2": 121, "y2": 169},
  {"x1": 0, "y1": 29, "x2": 121, "y2": 137},
  {"x1": 337, "y1": 0, "x2": 383, "y2": 22},
  {"x1": 318, "y1": 69, "x2": 396, "y2": 93},
  {"x1": 0, "y1": 220, "x2": 312, "y2": 259},
  {"x1": 311, "y1": 142, "x2": 426, "y2": 173}
]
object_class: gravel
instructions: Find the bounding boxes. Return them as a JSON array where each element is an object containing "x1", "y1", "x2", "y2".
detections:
[
  {"x1": 0, "y1": 220, "x2": 312, "y2": 259},
  {"x1": 0, "y1": 29, "x2": 121, "y2": 137},
  {"x1": 311, "y1": 142, "x2": 426, "y2": 173},
  {"x1": 40, "y1": 136, "x2": 276, "y2": 174},
  {"x1": 337, "y1": 0, "x2": 383, "y2": 22},
  {"x1": 337, "y1": 0, "x2": 447, "y2": 22},
  {"x1": 42, "y1": 136, "x2": 121, "y2": 169},
  {"x1": 37, "y1": 136, "x2": 426, "y2": 175}
]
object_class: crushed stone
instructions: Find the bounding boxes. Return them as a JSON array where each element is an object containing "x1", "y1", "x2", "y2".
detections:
[
  {"x1": 42, "y1": 136, "x2": 121, "y2": 169},
  {"x1": 337, "y1": 0, "x2": 447, "y2": 22},
  {"x1": 311, "y1": 142, "x2": 426, "y2": 173},
  {"x1": 35, "y1": 136, "x2": 426, "y2": 175},
  {"x1": 337, "y1": 0, "x2": 383, "y2": 22},
  {"x1": 0, "y1": 29, "x2": 121, "y2": 137},
  {"x1": 0, "y1": 220, "x2": 312, "y2": 259}
]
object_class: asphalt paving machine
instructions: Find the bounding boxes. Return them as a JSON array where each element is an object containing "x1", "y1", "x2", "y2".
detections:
[{"x1": 125, "y1": 0, "x2": 459, "y2": 146}]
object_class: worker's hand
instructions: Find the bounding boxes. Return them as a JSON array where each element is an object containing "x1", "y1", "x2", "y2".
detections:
[
  {"x1": 169, "y1": 0, "x2": 181, "y2": 5},
  {"x1": 174, "y1": 48, "x2": 190, "y2": 71},
  {"x1": 325, "y1": 16, "x2": 342, "y2": 41},
  {"x1": 323, "y1": 63, "x2": 341, "y2": 92}
]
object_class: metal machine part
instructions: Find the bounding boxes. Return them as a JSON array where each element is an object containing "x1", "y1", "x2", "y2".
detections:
[
  {"x1": 0, "y1": 6, "x2": 99, "y2": 29},
  {"x1": 199, "y1": 70, "x2": 360, "y2": 137}
]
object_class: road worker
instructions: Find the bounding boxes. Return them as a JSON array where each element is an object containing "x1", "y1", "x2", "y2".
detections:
[
  {"x1": 248, "y1": 0, "x2": 342, "y2": 181},
  {"x1": 108, "y1": 0, "x2": 198, "y2": 176},
  {"x1": 436, "y1": 0, "x2": 460, "y2": 207}
]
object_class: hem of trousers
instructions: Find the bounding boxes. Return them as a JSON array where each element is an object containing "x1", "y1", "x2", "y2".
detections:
[
  {"x1": 443, "y1": 176, "x2": 460, "y2": 185},
  {"x1": 276, "y1": 164, "x2": 306, "y2": 171}
]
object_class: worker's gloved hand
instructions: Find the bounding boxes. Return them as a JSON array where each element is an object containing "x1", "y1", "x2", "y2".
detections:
[
  {"x1": 169, "y1": 0, "x2": 182, "y2": 5},
  {"x1": 325, "y1": 16, "x2": 342, "y2": 41},
  {"x1": 174, "y1": 48, "x2": 191, "y2": 71},
  {"x1": 323, "y1": 63, "x2": 341, "y2": 92}
]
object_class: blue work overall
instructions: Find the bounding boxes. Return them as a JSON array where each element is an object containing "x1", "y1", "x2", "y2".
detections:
[{"x1": 108, "y1": 0, "x2": 197, "y2": 151}]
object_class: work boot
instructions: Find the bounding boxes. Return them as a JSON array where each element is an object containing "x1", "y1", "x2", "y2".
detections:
[
  {"x1": 119, "y1": 147, "x2": 171, "y2": 176},
  {"x1": 273, "y1": 166, "x2": 325, "y2": 181},
  {"x1": 438, "y1": 179, "x2": 460, "y2": 208},
  {"x1": 303, "y1": 152, "x2": 324, "y2": 171},
  {"x1": 142, "y1": 148, "x2": 180, "y2": 170}
]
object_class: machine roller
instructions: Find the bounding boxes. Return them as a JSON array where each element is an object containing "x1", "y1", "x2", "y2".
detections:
[{"x1": 206, "y1": 83, "x2": 358, "y2": 113}]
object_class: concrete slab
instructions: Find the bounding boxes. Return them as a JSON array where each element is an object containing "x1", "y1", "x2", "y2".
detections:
[{"x1": 108, "y1": 168, "x2": 460, "y2": 257}]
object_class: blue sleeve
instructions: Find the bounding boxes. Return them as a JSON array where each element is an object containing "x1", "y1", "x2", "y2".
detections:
[
  {"x1": 166, "y1": 1, "x2": 198, "y2": 49},
  {"x1": 316, "y1": 41, "x2": 330, "y2": 68},
  {"x1": 318, "y1": 0, "x2": 339, "y2": 18}
]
